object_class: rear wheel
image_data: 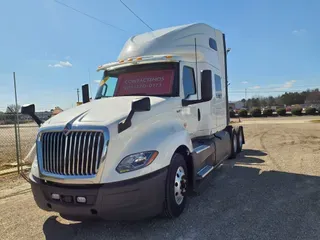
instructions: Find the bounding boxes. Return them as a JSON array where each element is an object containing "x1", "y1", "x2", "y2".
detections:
[
  {"x1": 229, "y1": 129, "x2": 238, "y2": 159},
  {"x1": 163, "y1": 153, "x2": 188, "y2": 218},
  {"x1": 235, "y1": 126, "x2": 244, "y2": 153}
]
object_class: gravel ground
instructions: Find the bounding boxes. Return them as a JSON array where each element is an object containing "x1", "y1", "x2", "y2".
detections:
[{"x1": 0, "y1": 118, "x2": 320, "y2": 240}]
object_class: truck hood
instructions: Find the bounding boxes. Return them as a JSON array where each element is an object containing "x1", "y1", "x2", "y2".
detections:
[{"x1": 44, "y1": 96, "x2": 169, "y2": 127}]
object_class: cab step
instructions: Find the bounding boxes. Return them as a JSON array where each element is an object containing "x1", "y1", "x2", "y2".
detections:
[{"x1": 196, "y1": 165, "x2": 214, "y2": 180}]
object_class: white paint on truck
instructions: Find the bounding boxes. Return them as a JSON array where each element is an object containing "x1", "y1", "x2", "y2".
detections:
[{"x1": 26, "y1": 23, "x2": 244, "y2": 220}]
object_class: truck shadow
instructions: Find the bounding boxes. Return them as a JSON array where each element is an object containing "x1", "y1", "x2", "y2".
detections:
[
  {"x1": 233, "y1": 149, "x2": 267, "y2": 165},
  {"x1": 42, "y1": 158, "x2": 320, "y2": 240},
  {"x1": 241, "y1": 149, "x2": 268, "y2": 157}
]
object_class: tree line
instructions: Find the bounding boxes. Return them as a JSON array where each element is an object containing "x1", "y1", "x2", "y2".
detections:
[{"x1": 241, "y1": 88, "x2": 319, "y2": 109}]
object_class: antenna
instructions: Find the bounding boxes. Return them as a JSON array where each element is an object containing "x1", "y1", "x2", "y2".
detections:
[
  {"x1": 194, "y1": 38, "x2": 199, "y2": 100},
  {"x1": 88, "y1": 69, "x2": 93, "y2": 99}
]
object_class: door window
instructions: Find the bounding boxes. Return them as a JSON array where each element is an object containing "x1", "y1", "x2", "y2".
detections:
[{"x1": 183, "y1": 66, "x2": 196, "y2": 98}]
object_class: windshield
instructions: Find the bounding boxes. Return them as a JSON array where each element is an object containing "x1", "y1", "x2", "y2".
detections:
[{"x1": 95, "y1": 63, "x2": 179, "y2": 99}]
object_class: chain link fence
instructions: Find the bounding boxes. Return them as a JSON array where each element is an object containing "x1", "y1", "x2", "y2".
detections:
[
  {"x1": 0, "y1": 112, "x2": 38, "y2": 172},
  {"x1": 1, "y1": 72, "x2": 72, "y2": 174},
  {"x1": 0, "y1": 114, "x2": 19, "y2": 170}
]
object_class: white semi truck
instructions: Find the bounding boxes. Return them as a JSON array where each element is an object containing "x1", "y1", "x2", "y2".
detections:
[{"x1": 22, "y1": 23, "x2": 244, "y2": 220}]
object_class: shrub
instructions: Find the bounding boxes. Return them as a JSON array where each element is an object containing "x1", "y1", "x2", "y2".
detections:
[
  {"x1": 263, "y1": 108, "x2": 273, "y2": 117},
  {"x1": 276, "y1": 108, "x2": 286, "y2": 116},
  {"x1": 305, "y1": 107, "x2": 317, "y2": 115},
  {"x1": 229, "y1": 110, "x2": 236, "y2": 118},
  {"x1": 251, "y1": 108, "x2": 262, "y2": 117},
  {"x1": 238, "y1": 109, "x2": 248, "y2": 117},
  {"x1": 291, "y1": 107, "x2": 302, "y2": 116}
]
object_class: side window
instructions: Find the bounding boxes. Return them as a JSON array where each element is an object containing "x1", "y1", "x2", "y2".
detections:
[
  {"x1": 209, "y1": 38, "x2": 217, "y2": 51},
  {"x1": 183, "y1": 66, "x2": 196, "y2": 98},
  {"x1": 214, "y1": 74, "x2": 222, "y2": 98}
]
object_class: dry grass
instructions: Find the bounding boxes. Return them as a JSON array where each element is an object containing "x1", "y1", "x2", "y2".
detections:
[{"x1": 310, "y1": 119, "x2": 320, "y2": 123}]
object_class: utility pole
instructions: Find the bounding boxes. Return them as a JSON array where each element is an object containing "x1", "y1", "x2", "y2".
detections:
[
  {"x1": 77, "y1": 88, "x2": 80, "y2": 102},
  {"x1": 13, "y1": 72, "x2": 21, "y2": 173},
  {"x1": 245, "y1": 88, "x2": 247, "y2": 108}
]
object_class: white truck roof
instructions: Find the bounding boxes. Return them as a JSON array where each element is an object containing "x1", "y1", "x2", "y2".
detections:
[
  {"x1": 98, "y1": 23, "x2": 224, "y2": 71},
  {"x1": 118, "y1": 23, "x2": 222, "y2": 61}
]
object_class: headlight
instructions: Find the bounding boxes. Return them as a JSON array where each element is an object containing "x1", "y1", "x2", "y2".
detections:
[{"x1": 116, "y1": 151, "x2": 158, "y2": 173}]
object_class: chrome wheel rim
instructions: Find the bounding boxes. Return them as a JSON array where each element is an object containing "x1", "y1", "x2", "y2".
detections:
[
  {"x1": 233, "y1": 134, "x2": 237, "y2": 153},
  {"x1": 174, "y1": 166, "x2": 186, "y2": 205}
]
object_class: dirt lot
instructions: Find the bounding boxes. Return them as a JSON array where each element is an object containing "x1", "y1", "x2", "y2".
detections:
[{"x1": 0, "y1": 117, "x2": 320, "y2": 240}]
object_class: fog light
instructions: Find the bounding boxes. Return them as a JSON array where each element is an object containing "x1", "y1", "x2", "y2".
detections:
[
  {"x1": 76, "y1": 196, "x2": 87, "y2": 204},
  {"x1": 51, "y1": 193, "x2": 60, "y2": 200}
]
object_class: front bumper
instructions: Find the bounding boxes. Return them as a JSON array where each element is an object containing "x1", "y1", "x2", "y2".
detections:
[{"x1": 30, "y1": 168, "x2": 167, "y2": 221}]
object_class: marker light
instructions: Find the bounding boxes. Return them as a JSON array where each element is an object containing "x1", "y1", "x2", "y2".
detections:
[
  {"x1": 165, "y1": 55, "x2": 172, "y2": 59},
  {"x1": 136, "y1": 57, "x2": 142, "y2": 61}
]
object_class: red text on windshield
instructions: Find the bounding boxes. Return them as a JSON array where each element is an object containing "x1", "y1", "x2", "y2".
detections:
[{"x1": 114, "y1": 69, "x2": 174, "y2": 96}]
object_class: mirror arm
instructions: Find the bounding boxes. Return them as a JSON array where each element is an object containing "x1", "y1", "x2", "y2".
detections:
[
  {"x1": 30, "y1": 113, "x2": 43, "y2": 127},
  {"x1": 118, "y1": 110, "x2": 134, "y2": 133},
  {"x1": 118, "y1": 97, "x2": 151, "y2": 133}
]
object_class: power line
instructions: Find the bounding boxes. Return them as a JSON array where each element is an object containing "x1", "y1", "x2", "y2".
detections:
[
  {"x1": 119, "y1": 0, "x2": 153, "y2": 31},
  {"x1": 54, "y1": 0, "x2": 126, "y2": 32}
]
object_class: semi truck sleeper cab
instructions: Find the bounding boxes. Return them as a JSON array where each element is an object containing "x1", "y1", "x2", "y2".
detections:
[{"x1": 22, "y1": 23, "x2": 245, "y2": 220}]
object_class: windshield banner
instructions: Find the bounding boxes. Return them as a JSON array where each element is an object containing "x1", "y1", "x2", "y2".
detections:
[{"x1": 114, "y1": 70, "x2": 174, "y2": 96}]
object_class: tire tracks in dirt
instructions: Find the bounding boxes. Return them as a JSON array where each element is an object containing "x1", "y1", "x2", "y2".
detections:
[{"x1": 0, "y1": 188, "x2": 31, "y2": 201}]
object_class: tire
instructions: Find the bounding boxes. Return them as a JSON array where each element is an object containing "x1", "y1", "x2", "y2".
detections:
[
  {"x1": 235, "y1": 126, "x2": 244, "y2": 153},
  {"x1": 163, "y1": 153, "x2": 188, "y2": 218},
  {"x1": 229, "y1": 128, "x2": 238, "y2": 159}
]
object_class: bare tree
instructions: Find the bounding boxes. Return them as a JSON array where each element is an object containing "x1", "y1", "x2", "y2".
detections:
[{"x1": 6, "y1": 104, "x2": 21, "y2": 113}]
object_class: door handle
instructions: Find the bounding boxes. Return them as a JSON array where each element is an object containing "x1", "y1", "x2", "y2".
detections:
[{"x1": 198, "y1": 109, "x2": 201, "y2": 121}]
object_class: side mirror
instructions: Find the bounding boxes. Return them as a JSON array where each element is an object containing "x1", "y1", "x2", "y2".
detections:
[
  {"x1": 132, "y1": 97, "x2": 151, "y2": 112},
  {"x1": 118, "y1": 97, "x2": 151, "y2": 133},
  {"x1": 21, "y1": 104, "x2": 35, "y2": 115},
  {"x1": 21, "y1": 104, "x2": 43, "y2": 126},
  {"x1": 200, "y1": 70, "x2": 213, "y2": 102},
  {"x1": 82, "y1": 84, "x2": 90, "y2": 103}
]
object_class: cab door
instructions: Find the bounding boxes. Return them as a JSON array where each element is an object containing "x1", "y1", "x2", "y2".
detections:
[{"x1": 179, "y1": 64, "x2": 199, "y2": 138}]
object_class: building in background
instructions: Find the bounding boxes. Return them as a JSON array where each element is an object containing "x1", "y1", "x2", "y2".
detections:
[
  {"x1": 51, "y1": 107, "x2": 63, "y2": 116},
  {"x1": 229, "y1": 101, "x2": 245, "y2": 110}
]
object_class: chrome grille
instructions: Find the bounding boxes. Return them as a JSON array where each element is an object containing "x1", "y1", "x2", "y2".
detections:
[{"x1": 41, "y1": 131, "x2": 104, "y2": 176}]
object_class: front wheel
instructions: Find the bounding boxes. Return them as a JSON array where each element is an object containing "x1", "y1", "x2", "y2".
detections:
[{"x1": 163, "y1": 153, "x2": 188, "y2": 218}]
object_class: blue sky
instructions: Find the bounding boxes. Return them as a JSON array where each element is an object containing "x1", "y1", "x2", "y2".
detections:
[{"x1": 1, "y1": 0, "x2": 320, "y2": 111}]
